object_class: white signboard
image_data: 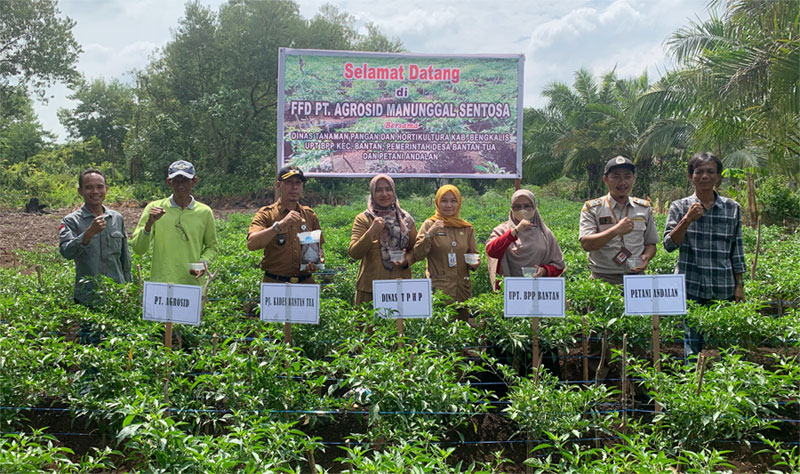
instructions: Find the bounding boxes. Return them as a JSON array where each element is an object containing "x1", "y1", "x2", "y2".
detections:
[
  {"x1": 260, "y1": 283, "x2": 320, "y2": 324},
  {"x1": 143, "y1": 282, "x2": 203, "y2": 326},
  {"x1": 504, "y1": 277, "x2": 566, "y2": 318},
  {"x1": 372, "y1": 279, "x2": 432, "y2": 319},
  {"x1": 624, "y1": 274, "x2": 687, "y2": 315}
]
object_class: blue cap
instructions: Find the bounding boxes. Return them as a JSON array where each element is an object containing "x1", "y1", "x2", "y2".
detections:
[{"x1": 168, "y1": 160, "x2": 196, "y2": 179}]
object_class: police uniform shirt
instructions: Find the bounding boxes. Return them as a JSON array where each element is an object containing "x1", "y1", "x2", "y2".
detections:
[
  {"x1": 579, "y1": 194, "x2": 658, "y2": 274},
  {"x1": 248, "y1": 200, "x2": 322, "y2": 276}
]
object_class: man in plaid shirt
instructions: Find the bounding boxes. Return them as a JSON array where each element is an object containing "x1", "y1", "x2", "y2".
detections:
[{"x1": 664, "y1": 152, "x2": 746, "y2": 359}]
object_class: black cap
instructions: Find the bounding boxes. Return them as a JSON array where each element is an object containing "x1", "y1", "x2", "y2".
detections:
[
  {"x1": 604, "y1": 156, "x2": 635, "y2": 175},
  {"x1": 277, "y1": 165, "x2": 306, "y2": 182}
]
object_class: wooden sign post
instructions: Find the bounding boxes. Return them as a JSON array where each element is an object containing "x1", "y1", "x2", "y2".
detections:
[
  {"x1": 260, "y1": 283, "x2": 321, "y2": 347},
  {"x1": 503, "y1": 277, "x2": 566, "y2": 373},
  {"x1": 373, "y1": 279, "x2": 432, "y2": 348},
  {"x1": 624, "y1": 274, "x2": 687, "y2": 413}
]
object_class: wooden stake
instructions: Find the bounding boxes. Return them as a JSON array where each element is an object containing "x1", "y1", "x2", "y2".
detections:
[
  {"x1": 531, "y1": 317, "x2": 540, "y2": 370},
  {"x1": 595, "y1": 330, "x2": 607, "y2": 387},
  {"x1": 695, "y1": 353, "x2": 707, "y2": 395},
  {"x1": 35, "y1": 265, "x2": 43, "y2": 287},
  {"x1": 651, "y1": 313, "x2": 663, "y2": 411},
  {"x1": 582, "y1": 316, "x2": 589, "y2": 382},
  {"x1": 308, "y1": 449, "x2": 317, "y2": 473},
  {"x1": 652, "y1": 314, "x2": 661, "y2": 372},
  {"x1": 283, "y1": 322, "x2": 292, "y2": 346},
  {"x1": 750, "y1": 216, "x2": 761, "y2": 280},
  {"x1": 621, "y1": 333, "x2": 628, "y2": 431},
  {"x1": 164, "y1": 322, "x2": 173, "y2": 350},
  {"x1": 396, "y1": 318, "x2": 404, "y2": 348},
  {"x1": 514, "y1": 178, "x2": 521, "y2": 191}
]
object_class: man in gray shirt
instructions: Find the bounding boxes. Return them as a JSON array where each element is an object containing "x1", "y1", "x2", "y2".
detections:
[{"x1": 59, "y1": 169, "x2": 132, "y2": 305}]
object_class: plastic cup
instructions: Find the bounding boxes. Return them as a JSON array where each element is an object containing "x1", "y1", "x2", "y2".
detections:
[
  {"x1": 521, "y1": 266, "x2": 539, "y2": 278},
  {"x1": 389, "y1": 250, "x2": 405, "y2": 263},
  {"x1": 189, "y1": 262, "x2": 205, "y2": 272},
  {"x1": 464, "y1": 253, "x2": 479, "y2": 265},
  {"x1": 627, "y1": 257, "x2": 642, "y2": 271}
]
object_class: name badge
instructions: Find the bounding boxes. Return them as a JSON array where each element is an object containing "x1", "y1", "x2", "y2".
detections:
[
  {"x1": 599, "y1": 216, "x2": 613, "y2": 225},
  {"x1": 448, "y1": 251, "x2": 457, "y2": 268}
]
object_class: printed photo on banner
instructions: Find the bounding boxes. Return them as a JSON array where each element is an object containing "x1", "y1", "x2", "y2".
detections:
[{"x1": 278, "y1": 48, "x2": 524, "y2": 179}]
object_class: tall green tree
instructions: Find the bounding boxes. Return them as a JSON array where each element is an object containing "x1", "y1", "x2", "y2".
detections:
[
  {"x1": 128, "y1": 0, "x2": 402, "y2": 187},
  {"x1": 58, "y1": 78, "x2": 135, "y2": 174},
  {"x1": 0, "y1": 86, "x2": 51, "y2": 166},
  {"x1": 534, "y1": 68, "x2": 658, "y2": 198},
  {"x1": 0, "y1": 0, "x2": 81, "y2": 99}
]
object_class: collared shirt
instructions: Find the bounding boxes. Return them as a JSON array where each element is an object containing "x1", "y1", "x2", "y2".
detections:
[
  {"x1": 248, "y1": 199, "x2": 322, "y2": 277},
  {"x1": 579, "y1": 193, "x2": 658, "y2": 274},
  {"x1": 411, "y1": 221, "x2": 478, "y2": 302},
  {"x1": 349, "y1": 211, "x2": 418, "y2": 292},
  {"x1": 59, "y1": 205, "x2": 132, "y2": 304},
  {"x1": 130, "y1": 195, "x2": 218, "y2": 285},
  {"x1": 663, "y1": 192, "x2": 746, "y2": 300}
]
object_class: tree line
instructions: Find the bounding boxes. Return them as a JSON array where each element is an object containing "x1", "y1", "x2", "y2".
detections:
[{"x1": 1, "y1": 0, "x2": 797, "y2": 223}]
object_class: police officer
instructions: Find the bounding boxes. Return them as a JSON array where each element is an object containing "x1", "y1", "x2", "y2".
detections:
[
  {"x1": 247, "y1": 166, "x2": 322, "y2": 283},
  {"x1": 579, "y1": 156, "x2": 657, "y2": 285}
]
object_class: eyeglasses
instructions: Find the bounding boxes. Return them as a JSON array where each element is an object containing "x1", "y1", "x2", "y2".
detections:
[
  {"x1": 512, "y1": 204, "x2": 534, "y2": 211},
  {"x1": 175, "y1": 218, "x2": 189, "y2": 241},
  {"x1": 606, "y1": 173, "x2": 634, "y2": 182}
]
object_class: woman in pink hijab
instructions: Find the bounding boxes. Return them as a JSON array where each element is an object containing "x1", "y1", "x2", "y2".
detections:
[{"x1": 486, "y1": 189, "x2": 565, "y2": 290}]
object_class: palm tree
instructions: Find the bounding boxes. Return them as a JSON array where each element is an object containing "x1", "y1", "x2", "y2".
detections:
[{"x1": 638, "y1": 0, "x2": 800, "y2": 182}]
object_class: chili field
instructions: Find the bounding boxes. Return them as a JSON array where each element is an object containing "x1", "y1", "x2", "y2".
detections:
[{"x1": 1, "y1": 190, "x2": 799, "y2": 472}]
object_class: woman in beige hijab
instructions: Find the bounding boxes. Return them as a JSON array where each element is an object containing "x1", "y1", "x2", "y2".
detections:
[
  {"x1": 349, "y1": 174, "x2": 417, "y2": 305},
  {"x1": 486, "y1": 189, "x2": 565, "y2": 290}
]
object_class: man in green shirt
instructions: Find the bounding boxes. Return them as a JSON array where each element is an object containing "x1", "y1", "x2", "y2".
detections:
[
  {"x1": 131, "y1": 160, "x2": 217, "y2": 285},
  {"x1": 59, "y1": 169, "x2": 132, "y2": 305}
]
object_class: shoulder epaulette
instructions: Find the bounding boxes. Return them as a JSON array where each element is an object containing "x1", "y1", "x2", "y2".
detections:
[
  {"x1": 631, "y1": 197, "x2": 651, "y2": 207},
  {"x1": 583, "y1": 198, "x2": 602, "y2": 211}
]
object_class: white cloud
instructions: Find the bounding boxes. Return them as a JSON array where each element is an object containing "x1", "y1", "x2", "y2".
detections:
[{"x1": 35, "y1": 0, "x2": 711, "y2": 141}]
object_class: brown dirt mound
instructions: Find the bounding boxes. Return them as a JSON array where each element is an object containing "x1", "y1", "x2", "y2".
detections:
[{"x1": 0, "y1": 205, "x2": 256, "y2": 268}]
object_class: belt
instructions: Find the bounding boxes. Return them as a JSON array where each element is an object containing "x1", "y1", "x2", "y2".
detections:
[{"x1": 264, "y1": 271, "x2": 310, "y2": 284}]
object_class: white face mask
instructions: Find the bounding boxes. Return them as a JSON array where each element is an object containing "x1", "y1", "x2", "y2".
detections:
[{"x1": 513, "y1": 209, "x2": 534, "y2": 222}]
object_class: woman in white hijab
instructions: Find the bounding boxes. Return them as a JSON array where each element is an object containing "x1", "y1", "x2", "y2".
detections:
[{"x1": 486, "y1": 189, "x2": 565, "y2": 290}]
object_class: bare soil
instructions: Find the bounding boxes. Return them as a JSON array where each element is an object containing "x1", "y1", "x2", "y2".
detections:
[{"x1": 0, "y1": 204, "x2": 256, "y2": 269}]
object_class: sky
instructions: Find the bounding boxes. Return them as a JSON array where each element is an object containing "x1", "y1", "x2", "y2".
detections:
[{"x1": 38, "y1": 0, "x2": 713, "y2": 141}]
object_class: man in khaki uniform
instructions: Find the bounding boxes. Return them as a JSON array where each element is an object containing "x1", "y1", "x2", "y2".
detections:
[
  {"x1": 579, "y1": 156, "x2": 658, "y2": 285},
  {"x1": 247, "y1": 166, "x2": 322, "y2": 283}
]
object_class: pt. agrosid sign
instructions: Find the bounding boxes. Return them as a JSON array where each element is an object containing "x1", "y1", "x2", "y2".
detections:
[
  {"x1": 372, "y1": 279, "x2": 432, "y2": 319},
  {"x1": 504, "y1": 277, "x2": 566, "y2": 318},
  {"x1": 260, "y1": 283, "x2": 320, "y2": 324},
  {"x1": 624, "y1": 275, "x2": 687, "y2": 315},
  {"x1": 143, "y1": 282, "x2": 202, "y2": 326}
]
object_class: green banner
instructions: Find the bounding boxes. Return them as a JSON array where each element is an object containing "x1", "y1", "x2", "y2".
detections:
[{"x1": 278, "y1": 49, "x2": 523, "y2": 179}]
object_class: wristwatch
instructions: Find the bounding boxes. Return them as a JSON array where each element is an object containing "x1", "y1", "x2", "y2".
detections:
[{"x1": 272, "y1": 221, "x2": 282, "y2": 233}]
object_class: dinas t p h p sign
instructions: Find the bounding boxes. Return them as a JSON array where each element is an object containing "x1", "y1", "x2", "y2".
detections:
[
  {"x1": 503, "y1": 277, "x2": 566, "y2": 318},
  {"x1": 143, "y1": 282, "x2": 202, "y2": 326},
  {"x1": 372, "y1": 279, "x2": 432, "y2": 319},
  {"x1": 623, "y1": 274, "x2": 687, "y2": 315},
  {"x1": 260, "y1": 283, "x2": 320, "y2": 324}
]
